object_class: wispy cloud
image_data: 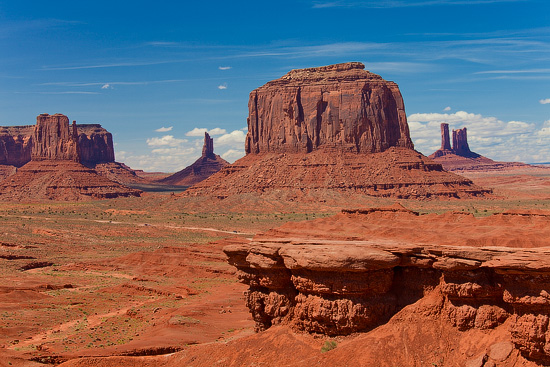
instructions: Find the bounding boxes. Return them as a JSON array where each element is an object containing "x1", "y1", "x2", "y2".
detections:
[
  {"x1": 155, "y1": 126, "x2": 173, "y2": 132},
  {"x1": 218, "y1": 84, "x2": 227, "y2": 90},
  {"x1": 15, "y1": 91, "x2": 99, "y2": 95},
  {"x1": 475, "y1": 68, "x2": 550, "y2": 74},
  {"x1": 41, "y1": 59, "x2": 187, "y2": 71},
  {"x1": 312, "y1": 0, "x2": 529, "y2": 8},
  {"x1": 219, "y1": 66, "x2": 232, "y2": 70},
  {"x1": 540, "y1": 99, "x2": 550, "y2": 105},
  {"x1": 443, "y1": 106, "x2": 452, "y2": 111}
]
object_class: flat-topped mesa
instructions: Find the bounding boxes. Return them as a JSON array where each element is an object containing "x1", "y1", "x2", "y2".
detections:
[
  {"x1": 202, "y1": 132, "x2": 215, "y2": 158},
  {"x1": 32, "y1": 114, "x2": 80, "y2": 161},
  {"x1": 245, "y1": 62, "x2": 414, "y2": 154}
]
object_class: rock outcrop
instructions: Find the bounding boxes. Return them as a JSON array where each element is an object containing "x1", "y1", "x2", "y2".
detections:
[
  {"x1": 32, "y1": 114, "x2": 80, "y2": 161},
  {"x1": 77, "y1": 124, "x2": 115, "y2": 165},
  {"x1": 159, "y1": 132, "x2": 229, "y2": 187},
  {"x1": 181, "y1": 63, "x2": 489, "y2": 200},
  {"x1": 0, "y1": 125, "x2": 33, "y2": 167},
  {"x1": 0, "y1": 114, "x2": 140, "y2": 201},
  {"x1": 245, "y1": 62, "x2": 413, "y2": 155},
  {"x1": 429, "y1": 123, "x2": 529, "y2": 171},
  {"x1": 0, "y1": 121, "x2": 115, "y2": 167},
  {"x1": 225, "y1": 206, "x2": 550, "y2": 365}
]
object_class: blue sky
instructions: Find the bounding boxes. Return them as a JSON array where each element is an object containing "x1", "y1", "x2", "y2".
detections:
[{"x1": 0, "y1": 0, "x2": 549, "y2": 171}]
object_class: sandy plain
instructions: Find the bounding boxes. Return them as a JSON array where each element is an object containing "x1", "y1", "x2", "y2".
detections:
[{"x1": 1, "y1": 165, "x2": 550, "y2": 366}]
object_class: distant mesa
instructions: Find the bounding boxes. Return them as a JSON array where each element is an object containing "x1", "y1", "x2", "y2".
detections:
[
  {"x1": 429, "y1": 123, "x2": 528, "y2": 172},
  {"x1": 0, "y1": 113, "x2": 141, "y2": 201},
  {"x1": 181, "y1": 62, "x2": 489, "y2": 200},
  {"x1": 158, "y1": 132, "x2": 229, "y2": 186}
]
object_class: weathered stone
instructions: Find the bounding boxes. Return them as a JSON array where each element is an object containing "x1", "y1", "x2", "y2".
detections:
[
  {"x1": 32, "y1": 113, "x2": 80, "y2": 161},
  {"x1": 245, "y1": 62, "x2": 413, "y2": 155},
  {"x1": 224, "y1": 206, "x2": 550, "y2": 364}
]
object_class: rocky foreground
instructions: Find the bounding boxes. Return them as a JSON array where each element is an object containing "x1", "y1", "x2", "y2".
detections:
[{"x1": 225, "y1": 205, "x2": 550, "y2": 365}]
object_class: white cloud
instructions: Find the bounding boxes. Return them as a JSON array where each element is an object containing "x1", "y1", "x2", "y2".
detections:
[
  {"x1": 408, "y1": 110, "x2": 550, "y2": 163},
  {"x1": 218, "y1": 66, "x2": 232, "y2": 70},
  {"x1": 443, "y1": 106, "x2": 451, "y2": 111},
  {"x1": 218, "y1": 84, "x2": 227, "y2": 90},
  {"x1": 101, "y1": 84, "x2": 111, "y2": 89},
  {"x1": 215, "y1": 130, "x2": 246, "y2": 147},
  {"x1": 221, "y1": 149, "x2": 245, "y2": 163},
  {"x1": 185, "y1": 128, "x2": 208, "y2": 137},
  {"x1": 540, "y1": 98, "x2": 550, "y2": 105},
  {"x1": 208, "y1": 127, "x2": 227, "y2": 135},
  {"x1": 155, "y1": 126, "x2": 173, "y2": 132},
  {"x1": 185, "y1": 127, "x2": 227, "y2": 137},
  {"x1": 146, "y1": 135, "x2": 187, "y2": 147}
]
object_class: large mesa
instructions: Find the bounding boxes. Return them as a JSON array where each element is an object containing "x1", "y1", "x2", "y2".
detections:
[
  {"x1": 245, "y1": 62, "x2": 413, "y2": 154},
  {"x1": 181, "y1": 63, "x2": 489, "y2": 202},
  {"x1": 0, "y1": 113, "x2": 141, "y2": 201}
]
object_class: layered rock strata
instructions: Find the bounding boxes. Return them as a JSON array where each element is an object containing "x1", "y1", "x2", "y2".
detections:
[
  {"x1": 159, "y1": 132, "x2": 229, "y2": 187},
  {"x1": 225, "y1": 207, "x2": 550, "y2": 364},
  {"x1": 182, "y1": 63, "x2": 489, "y2": 200},
  {"x1": 0, "y1": 114, "x2": 140, "y2": 200}
]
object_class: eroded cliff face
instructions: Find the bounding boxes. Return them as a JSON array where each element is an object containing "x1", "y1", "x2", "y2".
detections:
[
  {"x1": 225, "y1": 207, "x2": 550, "y2": 365},
  {"x1": 245, "y1": 62, "x2": 413, "y2": 155},
  {"x1": 32, "y1": 113, "x2": 80, "y2": 161},
  {"x1": 77, "y1": 124, "x2": 115, "y2": 165},
  {"x1": 0, "y1": 119, "x2": 115, "y2": 166},
  {"x1": 0, "y1": 126, "x2": 33, "y2": 167}
]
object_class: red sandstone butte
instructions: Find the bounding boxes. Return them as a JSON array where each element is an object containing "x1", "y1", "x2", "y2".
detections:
[
  {"x1": 245, "y1": 62, "x2": 413, "y2": 154},
  {"x1": 32, "y1": 113, "x2": 81, "y2": 161},
  {"x1": 0, "y1": 114, "x2": 141, "y2": 201},
  {"x1": 159, "y1": 132, "x2": 229, "y2": 186},
  {"x1": 182, "y1": 63, "x2": 489, "y2": 200}
]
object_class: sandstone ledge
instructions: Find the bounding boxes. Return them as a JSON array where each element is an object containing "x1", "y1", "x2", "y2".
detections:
[{"x1": 225, "y1": 208, "x2": 550, "y2": 364}]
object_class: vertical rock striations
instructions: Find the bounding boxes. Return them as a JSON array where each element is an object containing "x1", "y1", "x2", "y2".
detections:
[
  {"x1": 0, "y1": 121, "x2": 116, "y2": 167},
  {"x1": 77, "y1": 124, "x2": 115, "y2": 165},
  {"x1": 32, "y1": 114, "x2": 80, "y2": 161},
  {"x1": 441, "y1": 123, "x2": 452, "y2": 151},
  {"x1": 451, "y1": 127, "x2": 477, "y2": 158},
  {"x1": 245, "y1": 62, "x2": 413, "y2": 155}
]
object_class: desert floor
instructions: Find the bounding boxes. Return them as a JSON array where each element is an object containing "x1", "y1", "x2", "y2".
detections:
[{"x1": 1, "y1": 166, "x2": 550, "y2": 366}]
